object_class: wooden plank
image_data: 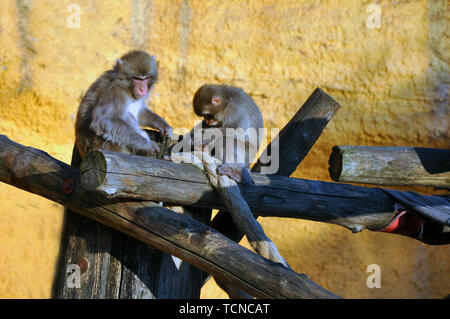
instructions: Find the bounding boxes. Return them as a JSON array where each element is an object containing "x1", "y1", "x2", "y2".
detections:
[
  {"x1": 253, "y1": 87, "x2": 341, "y2": 175},
  {"x1": 0, "y1": 135, "x2": 339, "y2": 299},
  {"x1": 329, "y1": 146, "x2": 450, "y2": 188}
]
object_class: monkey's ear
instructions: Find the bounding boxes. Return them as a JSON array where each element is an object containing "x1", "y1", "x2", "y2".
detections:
[
  {"x1": 151, "y1": 55, "x2": 158, "y2": 68},
  {"x1": 211, "y1": 96, "x2": 222, "y2": 106},
  {"x1": 114, "y1": 58, "x2": 123, "y2": 72}
]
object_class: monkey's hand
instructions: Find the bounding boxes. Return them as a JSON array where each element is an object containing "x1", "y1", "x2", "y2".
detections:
[
  {"x1": 159, "y1": 123, "x2": 173, "y2": 138},
  {"x1": 192, "y1": 137, "x2": 213, "y2": 152},
  {"x1": 217, "y1": 164, "x2": 254, "y2": 185},
  {"x1": 143, "y1": 139, "x2": 161, "y2": 155},
  {"x1": 132, "y1": 137, "x2": 160, "y2": 156}
]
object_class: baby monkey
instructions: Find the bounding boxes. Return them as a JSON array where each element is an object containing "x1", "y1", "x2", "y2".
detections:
[
  {"x1": 75, "y1": 50, "x2": 172, "y2": 158},
  {"x1": 191, "y1": 84, "x2": 264, "y2": 184}
]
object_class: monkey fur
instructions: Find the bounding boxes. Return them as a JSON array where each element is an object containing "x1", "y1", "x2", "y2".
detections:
[{"x1": 191, "y1": 84, "x2": 264, "y2": 183}]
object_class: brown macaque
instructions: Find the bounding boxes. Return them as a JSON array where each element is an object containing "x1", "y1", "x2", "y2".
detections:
[
  {"x1": 190, "y1": 85, "x2": 280, "y2": 299},
  {"x1": 191, "y1": 84, "x2": 264, "y2": 184},
  {"x1": 75, "y1": 50, "x2": 172, "y2": 158}
]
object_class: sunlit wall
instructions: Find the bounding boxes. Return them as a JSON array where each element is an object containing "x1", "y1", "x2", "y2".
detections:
[{"x1": 0, "y1": 0, "x2": 448, "y2": 298}]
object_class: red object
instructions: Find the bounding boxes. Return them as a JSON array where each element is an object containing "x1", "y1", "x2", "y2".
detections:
[
  {"x1": 62, "y1": 178, "x2": 75, "y2": 194},
  {"x1": 77, "y1": 257, "x2": 89, "y2": 274},
  {"x1": 378, "y1": 210, "x2": 407, "y2": 233},
  {"x1": 378, "y1": 209, "x2": 424, "y2": 237}
]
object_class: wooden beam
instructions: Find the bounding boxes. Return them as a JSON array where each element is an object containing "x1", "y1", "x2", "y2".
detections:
[
  {"x1": 81, "y1": 149, "x2": 395, "y2": 232},
  {"x1": 329, "y1": 146, "x2": 450, "y2": 189},
  {"x1": 0, "y1": 135, "x2": 339, "y2": 299},
  {"x1": 253, "y1": 87, "x2": 341, "y2": 175}
]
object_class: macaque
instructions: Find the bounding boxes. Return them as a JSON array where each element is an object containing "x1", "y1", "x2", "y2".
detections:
[
  {"x1": 191, "y1": 84, "x2": 264, "y2": 183},
  {"x1": 75, "y1": 50, "x2": 172, "y2": 158},
  {"x1": 189, "y1": 85, "x2": 289, "y2": 298}
]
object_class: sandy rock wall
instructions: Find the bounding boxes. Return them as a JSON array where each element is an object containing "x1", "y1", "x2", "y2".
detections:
[{"x1": 0, "y1": 0, "x2": 448, "y2": 298}]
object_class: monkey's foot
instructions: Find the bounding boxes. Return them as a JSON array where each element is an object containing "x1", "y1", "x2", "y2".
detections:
[
  {"x1": 217, "y1": 164, "x2": 243, "y2": 183},
  {"x1": 252, "y1": 240, "x2": 291, "y2": 269},
  {"x1": 217, "y1": 164, "x2": 253, "y2": 184},
  {"x1": 160, "y1": 124, "x2": 173, "y2": 138},
  {"x1": 144, "y1": 140, "x2": 160, "y2": 155}
]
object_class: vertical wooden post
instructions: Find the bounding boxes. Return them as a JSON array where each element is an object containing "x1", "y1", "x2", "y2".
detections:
[{"x1": 52, "y1": 134, "x2": 205, "y2": 299}]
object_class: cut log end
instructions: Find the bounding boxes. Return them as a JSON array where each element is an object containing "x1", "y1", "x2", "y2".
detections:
[
  {"x1": 328, "y1": 146, "x2": 343, "y2": 182},
  {"x1": 80, "y1": 151, "x2": 107, "y2": 191}
]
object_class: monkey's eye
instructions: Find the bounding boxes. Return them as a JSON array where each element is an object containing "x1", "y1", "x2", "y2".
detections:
[
  {"x1": 211, "y1": 97, "x2": 222, "y2": 105},
  {"x1": 132, "y1": 76, "x2": 152, "y2": 81}
]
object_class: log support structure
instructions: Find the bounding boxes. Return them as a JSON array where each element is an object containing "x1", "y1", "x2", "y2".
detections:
[{"x1": 1, "y1": 88, "x2": 447, "y2": 299}]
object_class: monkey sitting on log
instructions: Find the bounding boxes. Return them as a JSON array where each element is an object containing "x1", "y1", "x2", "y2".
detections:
[
  {"x1": 190, "y1": 84, "x2": 264, "y2": 185},
  {"x1": 175, "y1": 84, "x2": 289, "y2": 298},
  {"x1": 75, "y1": 50, "x2": 172, "y2": 159}
]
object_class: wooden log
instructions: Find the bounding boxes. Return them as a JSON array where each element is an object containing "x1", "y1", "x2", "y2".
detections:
[
  {"x1": 53, "y1": 147, "x2": 124, "y2": 299},
  {"x1": 80, "y1": 149, "x2": 396, "y2": 233},
  {"x1": 329, "y1": 146, "x2": 450, "y2": 189},
  {"x1": 253, "y1": 87, "x2": 341, "y2": 175},
  {"x1": 0, "y1": 135, "x2": 338, "y2": 299}
]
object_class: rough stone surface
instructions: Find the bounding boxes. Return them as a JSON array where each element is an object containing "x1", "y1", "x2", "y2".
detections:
[{"x1": 0, "y1": 0, "x2": 448, "y2": 298}]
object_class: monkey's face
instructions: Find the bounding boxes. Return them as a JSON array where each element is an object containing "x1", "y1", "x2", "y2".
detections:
[
  {"x1": 132, "y1": 76, "x2": 152, "y2": 98},
  {"x1": 116, "y1": 50, "x2": 158, "y2": 100},
  {"x1": 193, "y1": 86, "x2": 226, "y2": 127},
  {"x1": 196, "y1": 96, "x2": 224, "y2": 127}
]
